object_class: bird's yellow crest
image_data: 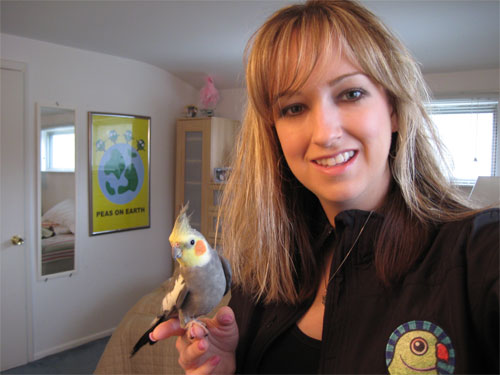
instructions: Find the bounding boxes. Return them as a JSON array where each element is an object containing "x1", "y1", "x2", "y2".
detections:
[{"x1": 169, "y1": 204, "x2": 193, "y2": 243}]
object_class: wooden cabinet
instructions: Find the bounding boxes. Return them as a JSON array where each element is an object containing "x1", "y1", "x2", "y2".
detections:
[{"x1": 174, "y1": 117, "x2": 238, "y2": 247}]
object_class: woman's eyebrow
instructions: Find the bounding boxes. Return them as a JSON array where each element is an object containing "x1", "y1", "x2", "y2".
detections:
[
  {"x1": 274, "y1": 72, "x2": 365, "y2": 103},
  {"x1": 327, "y1": 72, "x2": 365, "y2": 87}
]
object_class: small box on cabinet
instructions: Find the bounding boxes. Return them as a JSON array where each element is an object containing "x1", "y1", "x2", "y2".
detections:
[{"x1": 214, "y1": 167, "x2": 231, "y2": 183}]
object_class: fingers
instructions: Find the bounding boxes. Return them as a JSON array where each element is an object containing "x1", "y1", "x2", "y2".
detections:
[
  {"x1": 151, "y1": 318, "x2": 185, "y2": 341},
  {"x1": 185, "y1": 356, "x2": 221, "y2": 375},
  {"x1": 214, "y1": 306, "x2": 235, "y2": 328},
  {"x1": 173, "y1": 307, "x2": 239, "y2": 374},
  {"x1": 188, "y1": 323, "x2": 209, "y2": 340},
  {"x1": 177, "y1": 336, "x2": 209, "y2": 370},
  {"x1": 178, "y1": 337, "x2": 222, "y2": 375},
  {"x1": 186, "y1": 307, "x2": 235, "y2": 340}
]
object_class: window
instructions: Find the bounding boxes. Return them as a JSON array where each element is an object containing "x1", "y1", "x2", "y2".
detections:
[
  {"x1": 428, "y1": 100, "x2": 498, "y2": 185},
  {"x1": 41, "y1": 126, "x2": 75, "y2": 172}
]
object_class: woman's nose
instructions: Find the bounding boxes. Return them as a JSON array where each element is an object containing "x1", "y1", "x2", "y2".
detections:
[{"x1": 310, "y1": 101, "x2": 342, "y2": 147}]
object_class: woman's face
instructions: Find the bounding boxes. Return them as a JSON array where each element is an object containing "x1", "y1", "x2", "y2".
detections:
[{"x1": 274, "y1": 52, "x2": 397, "y2": 221}]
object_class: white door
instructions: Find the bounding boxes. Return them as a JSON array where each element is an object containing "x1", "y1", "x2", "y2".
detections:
[{"x1": 1, "y1": 60, "x2": 31, "y2": 371}]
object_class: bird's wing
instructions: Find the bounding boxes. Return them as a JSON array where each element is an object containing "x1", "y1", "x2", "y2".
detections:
[
  {"x1": 218, "y1": 254, "x2": 232, "y2": 295},
  {"x1": 162, "y1": 266, "x2": 190, "y2": 312}
]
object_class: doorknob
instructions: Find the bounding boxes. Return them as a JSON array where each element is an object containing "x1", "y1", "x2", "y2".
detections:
[{"x1": 10, "y1": 235, "x2": 24, "y2": 246}]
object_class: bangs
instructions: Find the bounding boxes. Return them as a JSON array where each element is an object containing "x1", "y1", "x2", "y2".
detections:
[
  {"x1": 269, "y1": 19, "x2": 337, "y2": 107},
  {"x1": 246, "y1": 4, "x2": 357, "y2": 124}
]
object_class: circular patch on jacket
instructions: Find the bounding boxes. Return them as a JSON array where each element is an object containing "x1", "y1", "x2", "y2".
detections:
[{"x1": 385, "y1": 320, "x2": 455, "y2": 374}]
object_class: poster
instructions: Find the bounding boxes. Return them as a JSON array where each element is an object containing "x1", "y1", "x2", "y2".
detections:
[{"x1": 88, "y1": 112, "x2": 150, "y2": 235}]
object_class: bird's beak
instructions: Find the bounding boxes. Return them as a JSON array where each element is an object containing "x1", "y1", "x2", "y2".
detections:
[
  {"x1": 171, "y1": 244, "x2": 182, "y2": 260},
  {"x1": 436, "y1": 343, "x2": 449, "y2": 362}
]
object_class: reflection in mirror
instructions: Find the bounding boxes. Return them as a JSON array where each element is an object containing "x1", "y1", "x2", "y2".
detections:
[{"x1": 38, "y1": 104, "x2": 76, "y2": 277}]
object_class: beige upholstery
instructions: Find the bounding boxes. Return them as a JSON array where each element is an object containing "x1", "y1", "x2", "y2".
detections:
[{"x1": 95, "y1": 281, "x2": 230, "y2": 374}]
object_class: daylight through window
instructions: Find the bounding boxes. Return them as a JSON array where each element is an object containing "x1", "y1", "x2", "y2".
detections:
[
  {"x1": 428, "y1": 100, "x2": 498, "y2": 185},
  {"x1": 41, "y1": 126, "x2": 75, "y2": 172}
]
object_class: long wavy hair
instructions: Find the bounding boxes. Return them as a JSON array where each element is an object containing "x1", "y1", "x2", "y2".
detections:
[{"x1": 221, "y1": 0, "x2": 475, "y2": 305}]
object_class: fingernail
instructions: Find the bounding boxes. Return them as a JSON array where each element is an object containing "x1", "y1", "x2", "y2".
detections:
[
  {"x1": 210, "y1": 356, "x2": 221, "y2": 367},
  {"x1": 220, "y1": 314, "x2": 233, "y2": 325},
  {"x1": 149, "y1": 331, "x2": 157, "y2": 342}
]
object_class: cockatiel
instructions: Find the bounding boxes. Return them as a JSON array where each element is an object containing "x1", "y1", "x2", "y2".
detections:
[{"x1": 130, "y1": 204, "x2": 231, "y2": 357}]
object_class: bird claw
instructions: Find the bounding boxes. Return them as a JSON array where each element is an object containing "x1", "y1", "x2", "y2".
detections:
[{"x1": 186, "y1": 320, "x2": 209, "y2": 339}]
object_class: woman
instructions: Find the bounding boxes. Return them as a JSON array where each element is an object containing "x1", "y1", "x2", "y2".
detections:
[{"x1": 152, "y1": 1, "x2": 499, "y2": 373}]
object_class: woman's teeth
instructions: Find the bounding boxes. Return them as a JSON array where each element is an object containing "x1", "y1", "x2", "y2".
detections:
[{"x1": 315, "y1": 151, "x2": 355, "y2": 167}]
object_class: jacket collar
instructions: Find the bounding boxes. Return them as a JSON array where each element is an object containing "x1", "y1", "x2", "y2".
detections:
[{"x1": 328, "y1": 209, "x2": 385, "y2": 265}]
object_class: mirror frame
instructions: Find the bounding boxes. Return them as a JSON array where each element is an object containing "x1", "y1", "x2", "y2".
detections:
[{"x1": 36, "y1": 102, "x2": 77, "y2": 281}]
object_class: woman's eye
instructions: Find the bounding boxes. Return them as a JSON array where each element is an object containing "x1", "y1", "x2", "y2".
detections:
[
  {"x1": 341, "y1": 89, "x2": 365, "y2": 101},
  {"x1": 281, "y1": 104, "x2": 304, "y2": 117}
]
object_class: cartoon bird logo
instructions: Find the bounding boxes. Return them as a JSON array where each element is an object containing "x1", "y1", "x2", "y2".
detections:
[
  {"x1": 130, "y1": 204, "x2": 232, "y2": 357},
  {"x1": 386, "y1": 321, "x2": 455, "y2": 374}
]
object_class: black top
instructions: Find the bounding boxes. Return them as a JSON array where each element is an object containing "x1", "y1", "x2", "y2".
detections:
[
  {"x1": 230, "y1": 209, "x2": 499, "y2": 374},
  {"x1": 259, "y1": 324, "x2": 321, "y2": 374}
]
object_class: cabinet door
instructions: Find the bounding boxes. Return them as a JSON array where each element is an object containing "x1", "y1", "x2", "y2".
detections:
[
  {"x1": 176, "y1": 127, "x2": 204, "y2": 231},
  {"x1": 184, "y1": 130, "x2": 203, "y2": 231},
  {"x1": 175, "y1": 118, "x2": 236, "y2": 243}
]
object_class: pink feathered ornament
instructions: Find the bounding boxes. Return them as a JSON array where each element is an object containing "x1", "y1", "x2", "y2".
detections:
[{"x1": 200, "y1": 76, "x2": 220, "y2": 109}]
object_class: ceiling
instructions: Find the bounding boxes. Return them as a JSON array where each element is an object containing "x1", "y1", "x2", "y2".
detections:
[{"x1": 1, "y1": 0, "x2": 499, "y2": 90}]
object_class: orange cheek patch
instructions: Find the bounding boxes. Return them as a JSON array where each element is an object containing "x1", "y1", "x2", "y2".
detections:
[{"x1": 195, "y1": 240, "x2": 206, "y2": 256}]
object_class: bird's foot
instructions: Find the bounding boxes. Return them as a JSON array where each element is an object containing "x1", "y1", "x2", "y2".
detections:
[{"x1": 186, "y1": 319, "x2": 209, "y2": 339}]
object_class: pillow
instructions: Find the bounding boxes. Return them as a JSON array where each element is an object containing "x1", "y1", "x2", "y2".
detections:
[
  {"x1": 42, "y1": 199, "x2": 75, "y2": 234},
  {"x1": 52, "y1": 223, "x2": 72, "y2": 235}
]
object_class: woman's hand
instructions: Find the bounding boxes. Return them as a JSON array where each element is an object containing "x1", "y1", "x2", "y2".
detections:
[{"x1": 151, "y1": 306, "x2": 238, "y2": 375}]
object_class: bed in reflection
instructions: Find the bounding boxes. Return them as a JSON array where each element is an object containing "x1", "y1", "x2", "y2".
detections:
[{"x1": 41, "y1": 199, "x2": 75, "y2": 276}]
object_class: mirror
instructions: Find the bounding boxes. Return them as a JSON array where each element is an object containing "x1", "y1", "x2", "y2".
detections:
[{"x1": 37, "y1": 104, "x2": 76, "y2": 278}]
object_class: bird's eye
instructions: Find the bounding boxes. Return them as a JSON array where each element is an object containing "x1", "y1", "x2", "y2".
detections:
[
  {"x1": 190, "y1": 239, "x2": 195, "y2": 246},
  {"x1": 410, "y1": 337, "x2": 428, "y2": 356}
]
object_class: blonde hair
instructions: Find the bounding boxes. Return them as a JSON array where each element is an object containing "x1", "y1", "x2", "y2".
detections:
[{"x1": 221, "y1": 0, "x2": 474, "y2": 304}]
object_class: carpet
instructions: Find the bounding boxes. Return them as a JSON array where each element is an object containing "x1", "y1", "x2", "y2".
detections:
[{"x1": 2, "y1": 336, "x2": 110, "y2": 374}]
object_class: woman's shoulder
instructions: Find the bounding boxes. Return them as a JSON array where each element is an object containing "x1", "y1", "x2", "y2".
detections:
[
  {"x1": 439, "y1": 207, "x2": 498, "y2": 237},
  {"x1": 427, "y1": 208, "x2": 499, "y2": 274},
  {"x1": 469, "y1": 207, "x2": 499, "y2": 230}
]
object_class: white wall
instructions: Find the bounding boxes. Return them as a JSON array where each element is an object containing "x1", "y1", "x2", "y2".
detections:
[
  {"x1": 215, "y1": 88, "x2": 247, "y2": 122},
  {"x1": 1, "y1": 33, "x2": 197, "y2": 359},
  {"x1": 41, "y1": 172, "x2": 75, "y2": 214},
  {"x1": 425, "y1": 68, "x2": 500, "y2": 97}
]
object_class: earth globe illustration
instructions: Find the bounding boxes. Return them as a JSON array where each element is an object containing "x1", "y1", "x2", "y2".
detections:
[{"x1": 97, "y1": 143, "x2": 144, "y2": 205}]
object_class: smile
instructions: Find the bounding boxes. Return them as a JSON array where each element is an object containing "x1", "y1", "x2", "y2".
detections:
[
  {"x1": 400, "y1": 355, "x2": 436, "y2": 372},
  {"x1": 314, "y1": 151, "x2": 355, "y2": 167}
]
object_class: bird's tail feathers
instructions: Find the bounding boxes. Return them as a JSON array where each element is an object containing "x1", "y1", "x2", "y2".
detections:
[{"x1": 130, "y1": 310, "x2": 177, "y2": 358}]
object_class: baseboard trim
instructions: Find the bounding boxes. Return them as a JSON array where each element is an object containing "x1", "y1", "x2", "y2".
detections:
[{"x1": 33, "y1": 327, "x2": 115, "y2": 361}]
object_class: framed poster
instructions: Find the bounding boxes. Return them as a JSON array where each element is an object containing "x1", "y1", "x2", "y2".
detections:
[{"x1": 88, "y1": 112, "x2": 150, "y2": 235}]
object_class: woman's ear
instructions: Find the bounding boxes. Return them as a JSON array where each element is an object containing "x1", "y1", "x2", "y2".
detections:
[
  {"x1": 387, "y1": 92, "x2": 399, "y2": 132},
  {"x1": 391, "y1": 111, "x2": 399, "y2": 132}
]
